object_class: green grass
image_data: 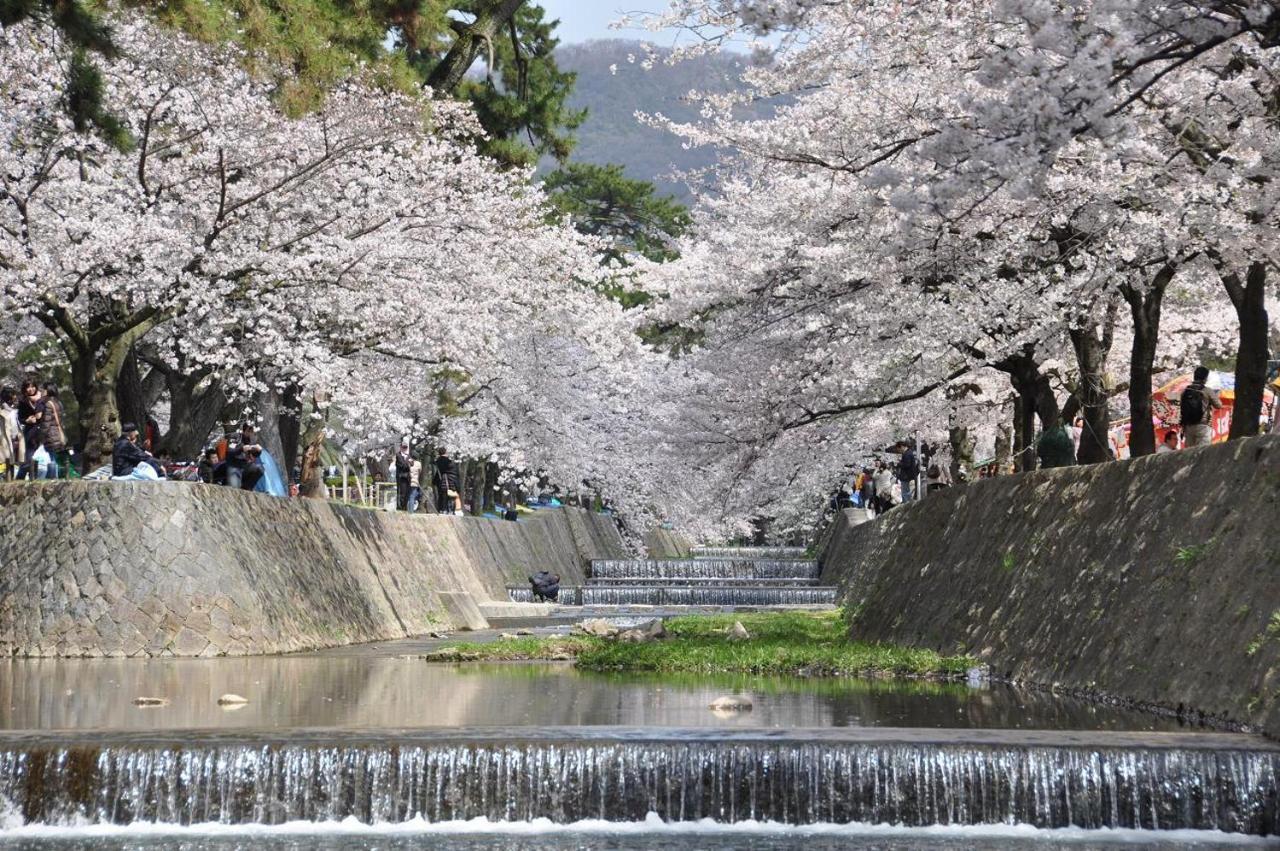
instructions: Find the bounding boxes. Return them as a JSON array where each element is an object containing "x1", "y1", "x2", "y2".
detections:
[{"x1": 428, "y1": 611, "x2": 976, "y2": 680}]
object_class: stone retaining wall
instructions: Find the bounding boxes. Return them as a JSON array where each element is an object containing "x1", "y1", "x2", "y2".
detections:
[
  {"x1": 0, "y1": 482, "x2": 626, "y2": 657},
  {"x1": 821, "y1": 436, "x2": 1280, "y2": 736}
]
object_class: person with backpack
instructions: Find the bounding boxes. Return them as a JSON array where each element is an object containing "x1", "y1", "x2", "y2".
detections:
[{"x1": 1178, "y1": 366, "x2": 1223, "y2": 448}]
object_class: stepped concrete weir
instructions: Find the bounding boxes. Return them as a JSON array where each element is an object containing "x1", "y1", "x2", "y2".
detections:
[
  {"x1": 2, "y1": 728, "x2": 1277, "y2": 833},
  {"x1": 510, "y1": 549, "x2": 835, "y2": 609}
]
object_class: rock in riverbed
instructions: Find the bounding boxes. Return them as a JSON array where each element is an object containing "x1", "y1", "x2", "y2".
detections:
[
  {"x1": 726, "y1": 621, "x2": 751, "y2": 641},
  {"x1": 708, "y1": 695, "x2": 753, "y2": 712}
]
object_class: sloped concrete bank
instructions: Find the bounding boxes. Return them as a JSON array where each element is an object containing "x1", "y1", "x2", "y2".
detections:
[
  {"x1": 821, "y1": 436, "x2": 1280, "y2": 736},
  {"x1": 0, "y1": 482, "x2": 626, "y2": 657}
]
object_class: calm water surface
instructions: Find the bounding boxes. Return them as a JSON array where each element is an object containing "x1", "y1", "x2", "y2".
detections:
[{"x1": 0, "y1": 658, "x2": 1188, "y2": 732}]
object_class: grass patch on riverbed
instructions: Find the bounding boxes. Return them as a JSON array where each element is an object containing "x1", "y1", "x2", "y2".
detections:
[{"x1": 428, "y1": 611, "x2": 974, "y2": 679}]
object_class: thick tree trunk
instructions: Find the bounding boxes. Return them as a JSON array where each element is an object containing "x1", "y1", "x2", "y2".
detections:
[
  {"x1": 278, "y1": 381, "x2": 302, "y2": 474},
  {"x1": 252, "y1": 387, "x2": 287, "y2": 472},
  {"x1": 994, "y1": 415, "x2": 1013, "y2": 470},
  {"x1": 484, "y1": 462, "x2": 499, "y2": 512},
  {"x1": 77, "y1": 378, "x2": 121, "y2": 469},
  {"x1": 993, "y1": 346, "x2": 1064, "y2": 473},
  {"x1": 115, "y1": 349, "x2": 148, "y2": 439},
  {"x1": 947, "y1": 420, "x2": 975, "y2": 483},
  {"x1": 1013, "y1": 393, "x2": 1037, "y2": 472},
  {"x1": 426, "y1": 0, "x2": 526, "y2": 93},
  {"x1": 162, "y1": 374, "x2": 227, "y2": 459},
  {"x1": 1069, "y1": 317, "x2": 1117, "y2": 465},
  {"x1": 1224, "y1": 262, "x2": 1269, "y2": 440},
  {"x1": 298, "y1": 393, "x2": 330, "y2": 499},
  {"x1": 1121, "y1": 267, "x2": 1173, "y2": 457}
]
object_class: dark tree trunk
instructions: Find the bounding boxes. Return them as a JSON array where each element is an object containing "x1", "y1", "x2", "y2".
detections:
[
  {"x1": 426, "y1": 0, "x2": 526, "y2": 93},
  {"x1": 278, "y1": 381, "x2": 302, "y2": 474},
  {"x1": 993, "y1": 346, "x2": 1065, "y2": 472},
  {"x1": 161, "y1": 374, "x2": 227, "y2": 459},
  {"x1": 1121, "y1": 264, "x2": 1175, "y2": 457},
  {"x1": 1224, "y1": 261, "x2": 1269, "y2": 440},
  {"x1": 469, "y1": 460, "x2": 486, "y2": 516},
  {"x1": 115, "y1": 349, "x2": 148, "y2": 439},
  {"x1": 1069, "y1": 311, "x2": 1118, "y2": 464},
  {"x1": 484, "y1": 462, "x2": 500, "y2": 512}
]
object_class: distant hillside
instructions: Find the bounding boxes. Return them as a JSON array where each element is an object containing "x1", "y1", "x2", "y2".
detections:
[{"x1": 550, "y1": 40, "x2": 753, "y2": 205}]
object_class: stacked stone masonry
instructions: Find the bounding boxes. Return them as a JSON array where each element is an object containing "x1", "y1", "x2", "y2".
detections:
[
  {"x1": 820, "y1": 435, "x2": 1280, "y2": 737},
  {"x1": 0, "y1": 482, "x2": 626, "y2": 658}
]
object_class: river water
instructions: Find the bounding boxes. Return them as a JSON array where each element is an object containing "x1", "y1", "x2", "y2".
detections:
[{"x1": 0, "y1": 659, "x2": 1189, "y2": 732}]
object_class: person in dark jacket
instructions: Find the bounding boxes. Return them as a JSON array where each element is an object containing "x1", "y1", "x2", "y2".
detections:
[
  {"x1": 529, "y1": 570, "x2": 560, "y2": 602},
  {"x1": 224, "y1": 423, "x2": 259, "y2": 488},
  {"x1": 240, "y1": 446, "x2": 265, "y2": 491},
  {"x1": 112, "y1": 423, "x2": 162, "y2": 478},
  {"x1": 432, "y1": 447, "x2": 461, "y2": 515},
  {"x1": 197, "y1": 447, "x2": 219, "y2": 483},
  {"x1": 1036, "y1": 422, "x2": 1076, "y2": 469},
  {"x1": 16, "y1": 380, "x2": 43, "y2": 480},
  {"x1": 39, "y1": 384, "x2": 67, "y2": 478},
  {"x1": 394, "y1": 442, "x2": 412, "y2": 511}
]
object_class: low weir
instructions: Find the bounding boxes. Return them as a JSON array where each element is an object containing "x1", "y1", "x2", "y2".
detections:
[
  {"x1": 510, "y1": 550, "x2": 834, "y2": 608},
  {"x1": 589, "y1": 559, "x2": 822, "y2": 581},
  {"x1": 2, "y1": 729, "x2": 1277, "y2": 834}
]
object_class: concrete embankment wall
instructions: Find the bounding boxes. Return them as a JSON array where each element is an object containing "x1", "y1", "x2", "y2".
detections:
[
  {"x1": 0, "y1": 482, "x2": 626, "y2": 657},
  {"x1": 821, "y1": 436, "x2": 1280, "y2": 736}
]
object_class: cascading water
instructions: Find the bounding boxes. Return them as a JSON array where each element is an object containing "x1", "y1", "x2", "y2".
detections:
[
  {"x1": 589, "y1": 560, "x2": 821, "y2": 581},
  {"x1": 2, "y1": 730, "x2": 1277, "y2": 834},
  {"x1": 578, "y1": 587, "x2": 837, "y2": 606},
  {"x1": 691, "y1": 547, "x2": 809, "y2": 560}
]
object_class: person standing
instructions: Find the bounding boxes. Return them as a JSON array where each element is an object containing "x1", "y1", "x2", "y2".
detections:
[
  {"x1": 39, "y1": 384, "x2": 67, "y2": 478},
  {"x1": 15, "y1": 380, "x2": 44, "y2": 480},
  {"x1": 872, "y1": 461, "x2": 895, "y2": 515},
  {"x1": 1179, "y1": 366, "x2": 1224, "y2": 448},
  {"x1": 897, "y1": 442, "x2": 920, "y2": 503},
  {"x1": 407, "y1": 457, "x2": 423, "y2": 513},
  {"x1": 0, "y1": 388, "x2": 22, "y2": 480},
  {"x1": 394, "y1": 442, "x2": 412, "y2": 511},
  {"x1": 432, "y1": 447, "x2": 462, "y2": 515}
]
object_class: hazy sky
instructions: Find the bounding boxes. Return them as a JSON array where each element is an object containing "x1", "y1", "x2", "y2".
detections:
[{"x1": 538, "y1": 1, "x2": 684, "y2": 46}]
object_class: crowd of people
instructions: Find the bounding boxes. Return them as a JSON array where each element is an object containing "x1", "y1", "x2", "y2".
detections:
[{"x1": 0, "y1": 380, "x2": 69, "y2": 480}]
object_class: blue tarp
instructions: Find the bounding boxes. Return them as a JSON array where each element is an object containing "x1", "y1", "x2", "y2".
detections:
[{"x1": 254, "y1": 449, "x2": 289, "y2": 497}]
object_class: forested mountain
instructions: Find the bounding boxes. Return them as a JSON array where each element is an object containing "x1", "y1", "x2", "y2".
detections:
[{"x1": 551, "y1": 40, "x2": 751, "y2": 204}]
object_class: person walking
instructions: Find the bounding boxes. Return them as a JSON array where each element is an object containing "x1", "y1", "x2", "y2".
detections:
[
  {"x1": 39, "y1": 384, "x2": 67, "y2": 478},
  {"x1": 0, "y1": 388, "x2": 22, "y2": 480},
  {"x1": 871, "y1": 461, "x2": 895, "y2": 515},
  {"x1": 1178, "y1": 366, "x2": 1224, "y2": 448},
  {"x1": 394, "y1": 442, "x2": 412, "y2": 511}
]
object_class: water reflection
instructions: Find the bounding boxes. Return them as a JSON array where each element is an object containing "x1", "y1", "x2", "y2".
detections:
[{"x1": 0, "y1": 658, "x2": 1187, "y2": 733}]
